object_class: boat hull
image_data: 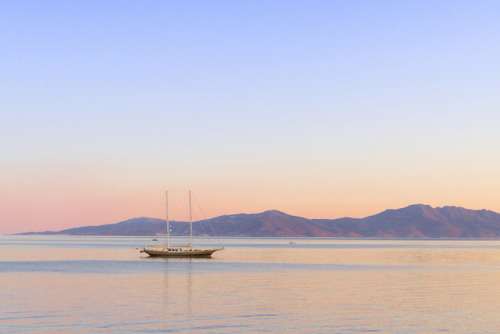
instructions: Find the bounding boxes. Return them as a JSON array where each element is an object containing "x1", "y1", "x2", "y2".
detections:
[{"x1": 142, "y1": 248, "x2": 221, "y2": 258}]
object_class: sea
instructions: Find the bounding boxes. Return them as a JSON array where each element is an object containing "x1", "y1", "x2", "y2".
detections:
[{"x1": 1, "y1": 235, "x2": 500, "y2": 333}]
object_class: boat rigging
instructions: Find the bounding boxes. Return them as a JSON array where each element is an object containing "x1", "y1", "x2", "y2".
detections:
[{"x1": 141, "y1": 191, "x2": 223, "y2": 258}]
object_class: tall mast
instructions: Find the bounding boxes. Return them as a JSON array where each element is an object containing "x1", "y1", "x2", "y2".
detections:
[
  {"x1": 189, "y1": 190, "x2": 192, "y2": 248},
  {"x1": 166, "y1": 190, "x2": 169, "y2": 247}
]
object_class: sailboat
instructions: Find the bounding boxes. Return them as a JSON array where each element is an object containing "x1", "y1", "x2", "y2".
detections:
[{"x1": 141, "y1": 191, "x2": 223, "y2": 258}]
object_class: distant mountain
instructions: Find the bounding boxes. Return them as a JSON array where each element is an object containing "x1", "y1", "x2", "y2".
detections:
[
  {"x1": 25, "y1": 217, "x2": 167, "y2": 236},
  {"x1": 20, "y1": 205, "x2": 500, "y2": 238},
  {"x1": 313, "y1": 205, "x2": 500, "y2": 238}
]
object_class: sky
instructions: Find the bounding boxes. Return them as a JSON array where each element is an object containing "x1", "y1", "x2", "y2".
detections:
[{"x1": 1, "y1": 1, "x2": 500, "y2": 234}]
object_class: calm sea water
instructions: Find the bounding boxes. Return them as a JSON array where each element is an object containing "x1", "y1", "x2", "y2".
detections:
[{"x1": 1, "y1": 235, "x2": 500, "y2": 333}]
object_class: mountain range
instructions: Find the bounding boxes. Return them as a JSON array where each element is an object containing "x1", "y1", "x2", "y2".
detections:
[{"x1": 22, "y1": 204, "x2": 500, "y2": 238}]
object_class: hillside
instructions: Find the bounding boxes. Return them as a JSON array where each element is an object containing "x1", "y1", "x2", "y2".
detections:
[{"x1": 21, "y1": 205, "x2": 500, "y2": 238}]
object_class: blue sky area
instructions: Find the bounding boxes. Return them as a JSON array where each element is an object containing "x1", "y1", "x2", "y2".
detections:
[{"x1": 1, "y1": 1, "x2": 500, "y2": 233}]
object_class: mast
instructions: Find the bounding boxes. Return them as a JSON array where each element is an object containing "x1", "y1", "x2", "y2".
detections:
[
  {"x1": 189, "y1": 190, "x2": 192, "y2": 249},
  {"x1": 166, "y1": 190, "x2": 169, "y2": 247}
]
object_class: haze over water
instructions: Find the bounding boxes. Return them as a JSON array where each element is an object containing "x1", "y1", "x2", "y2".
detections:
[{"x1": 2, "y1": 236, "x2": 500, "y2": 333}]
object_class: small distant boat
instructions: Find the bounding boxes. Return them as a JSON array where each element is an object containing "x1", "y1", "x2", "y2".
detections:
[
  {"x1": 141, "y1": 191, "x2": 223, "y2": 258},
  {"x1": 289, "y1": 241, "x2": 296, "y2": 245},
  {"x1": 152, "y1": 238, "x2": 158, "y2": 241}
]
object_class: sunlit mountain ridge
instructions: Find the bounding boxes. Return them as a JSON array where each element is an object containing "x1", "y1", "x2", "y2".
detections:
[{"x1": 21, "y1": 204, "x2": 500, "y2": 238}]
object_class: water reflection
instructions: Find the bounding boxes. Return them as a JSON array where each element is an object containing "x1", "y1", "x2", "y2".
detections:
[{"x1": 2, "y1": 236, "x2": 500, "y2": 333}]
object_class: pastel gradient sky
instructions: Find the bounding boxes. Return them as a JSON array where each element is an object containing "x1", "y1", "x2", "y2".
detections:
[{"x1": 2, "y1": 1, "x2": 500, "y2": 234}]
